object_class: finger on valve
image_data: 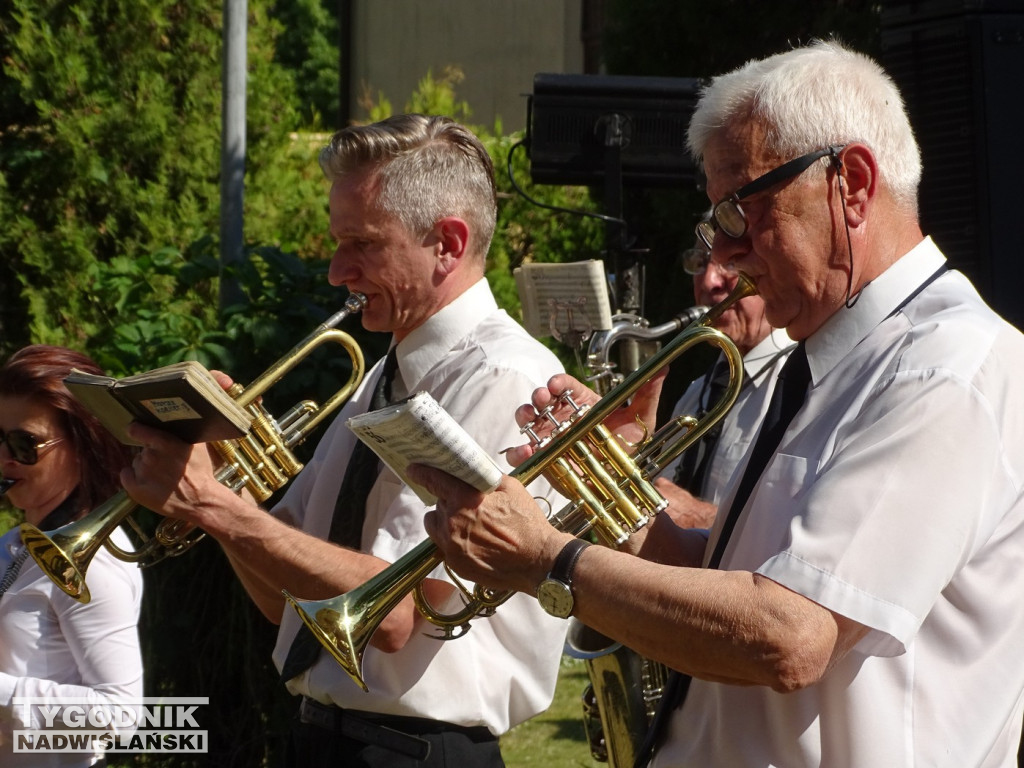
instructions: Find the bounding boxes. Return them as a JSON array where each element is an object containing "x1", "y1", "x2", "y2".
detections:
[{"x1": 503, "y1": 376, "x2": 589, "y2": 466}]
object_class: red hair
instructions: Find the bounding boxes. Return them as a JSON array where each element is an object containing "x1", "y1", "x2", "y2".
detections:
[{"x1": 0, "y1": 345, "x2": 133, "y2": 516}]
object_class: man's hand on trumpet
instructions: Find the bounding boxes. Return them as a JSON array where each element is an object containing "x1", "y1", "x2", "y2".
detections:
[
  {"x1": 415, "y1": 367, "x2": 675, "y2": 593},
  {"x1": 120, "y1": 421, "x2": 235, "y2": 528},
  {"x1": 503, "y1": 371, "x2": 667, "y2": 467},
  {"x1": 416, "y1": 467, "x2": 572, "y2": 597}
]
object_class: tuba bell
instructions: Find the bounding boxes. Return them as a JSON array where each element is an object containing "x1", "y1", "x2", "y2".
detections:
[
  {"x1": 564, "y1": 618, "x2": 668, "y2": 768},
  {"x1": 20, "y1": 292, "x2": 367, "y2": 604},
  {"x1": 284, "y1": 274, "x2": 756, "y2": 692}
]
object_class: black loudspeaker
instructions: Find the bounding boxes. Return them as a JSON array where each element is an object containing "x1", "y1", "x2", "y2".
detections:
[
  {"x1": 881, "y1": 1, "x2": 1024, "y2": 330},
  {"x1": 526, "y1": 73, "x2": 701, "y2": 187}
]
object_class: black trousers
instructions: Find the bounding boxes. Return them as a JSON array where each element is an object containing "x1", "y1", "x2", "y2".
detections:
[{"x1": 286, "y1": 699, "x2": 505, "y2": 768}]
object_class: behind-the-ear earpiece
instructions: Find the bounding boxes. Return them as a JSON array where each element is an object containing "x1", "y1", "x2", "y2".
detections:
[{"x1": 828, "y1": 144, "x2": 844, "y2": 171}]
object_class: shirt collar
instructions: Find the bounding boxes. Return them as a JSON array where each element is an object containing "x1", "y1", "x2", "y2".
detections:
[
  {"x1": 805, "y1": 236, "x2": 946, "y2": 384},
  {"x1": 743, "y1": 327, "x2": 796, "y2": 383},
  {"x1": 392, "y1": 278, "x2": 496, "y2": 391}
]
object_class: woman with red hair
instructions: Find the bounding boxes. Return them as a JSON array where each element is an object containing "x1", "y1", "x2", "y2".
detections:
[{"x1": 0, "y1": 345, "x2": 142, "y2": 767}]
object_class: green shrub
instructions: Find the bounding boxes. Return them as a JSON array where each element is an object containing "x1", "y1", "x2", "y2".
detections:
[{"x1": 0, "y1": 0, "x2": 327, "y2": 357}]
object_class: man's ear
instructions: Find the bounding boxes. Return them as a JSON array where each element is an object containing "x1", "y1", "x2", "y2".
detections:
[
  {"x1": 836, "y1": 143, "x2": 876, "y2": 226},
  {"x1": 432, "y1": 216, "x2": 470, "y2": 273}
]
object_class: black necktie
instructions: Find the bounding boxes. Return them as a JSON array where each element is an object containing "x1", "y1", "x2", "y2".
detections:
[
  {"x1": 326, "y1": 347, "x2": 399, "y2": 548},
  {"x1": 707, "y1": 341, "x2": 809, "y2": 569},
  {"x1": 633, "y1": 342, "x2": 810, "y2": 768},
  {"x1": 673, "y1": 358, "x2": 732, "y2": 496},
  {"x1": 280, "y1": 347, "x2": 399, "y2": 683}
]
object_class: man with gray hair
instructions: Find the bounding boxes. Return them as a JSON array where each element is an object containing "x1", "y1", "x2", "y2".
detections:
[
  {"x1": 123, "y1": 114, "x2": 568, "y2": 767},
  {"x1": 414, "y1": 41, "x2": 1024, "y2": 767}
]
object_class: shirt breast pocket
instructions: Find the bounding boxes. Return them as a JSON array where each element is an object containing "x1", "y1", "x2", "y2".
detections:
[{"x1": 727, "y1": 452, "x2": 814, "y2": 567}]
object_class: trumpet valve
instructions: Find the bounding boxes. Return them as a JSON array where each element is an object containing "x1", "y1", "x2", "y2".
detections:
[
  {"x1": 522, "y1": 390, "x2": 589, "y2": 450},
  {"x1": 247, "y1": 407, "x2": 303, "y2": 480},
  {"x1": 213, "y1": 440, "x2": 275, "y2": 502},
  {"x1": 559, "y1": 389, "x2": 587, "y2": 414},
  {"x1": 519, "y1": 419, "x2": 544, "y2": 446},
  {"x1": 540, "y1": 390, "x2": 588, "y2": 430}
]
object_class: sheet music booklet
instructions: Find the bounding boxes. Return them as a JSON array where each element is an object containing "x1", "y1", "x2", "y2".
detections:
[
  {"x1": 64, "y1": 360, "x2": 251, "y2": 446},
  {"x1": 347, "y1": 391, "x2": 503, "y2": 505}
]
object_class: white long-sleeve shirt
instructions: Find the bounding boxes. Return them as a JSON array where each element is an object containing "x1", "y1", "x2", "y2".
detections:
[{"x1": 0, "y1": 525, "x2": 143, "y2": 767}]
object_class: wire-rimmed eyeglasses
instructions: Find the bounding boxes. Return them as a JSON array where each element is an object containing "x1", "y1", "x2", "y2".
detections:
[
  {"x1": 682, "y1": 246, "x2": 738, "y2": 277},
  {"x1": 695, "y1": 145, "x2": 845, "y2": 250},
  {"x1": 0, "y1": 429, "x2": 65, "y2": 465}
]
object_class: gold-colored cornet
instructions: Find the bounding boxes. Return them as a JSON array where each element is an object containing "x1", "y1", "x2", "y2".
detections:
[
  {"x1": 20, "y1": 292, "x2": 368, "y2": 604},
  {"x1": 284, "y1": 274, "x2": 756, "y2": 692}
]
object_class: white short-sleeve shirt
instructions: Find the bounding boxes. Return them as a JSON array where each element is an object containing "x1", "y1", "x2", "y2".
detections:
[
  {"x1": 656, "y1": 239, "x2": 1024, "y2": 768},
  {"x1": 272, "y1": 279, "x2": 569, "y2": 735}
]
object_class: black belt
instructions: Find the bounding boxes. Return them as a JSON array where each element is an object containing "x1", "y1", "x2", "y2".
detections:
[{"x1": 299, "y1": 697, "x2": 497, "y2": 760}]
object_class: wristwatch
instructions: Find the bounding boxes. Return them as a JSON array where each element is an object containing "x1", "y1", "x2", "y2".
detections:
[{"x1": 536, "y1": 539, "x2": 591, "y2": 618}]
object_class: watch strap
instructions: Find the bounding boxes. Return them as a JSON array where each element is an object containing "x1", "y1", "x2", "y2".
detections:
[{"x1": 549, "y1": 538, "x2": 591, "y2": 586}]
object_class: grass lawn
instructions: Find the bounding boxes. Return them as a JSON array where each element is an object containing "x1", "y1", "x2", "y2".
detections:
[{"x1": 500, "y1": 656, "x2": 606, "y2": 768}]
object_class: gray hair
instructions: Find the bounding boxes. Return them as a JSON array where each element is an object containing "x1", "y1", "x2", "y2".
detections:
[
  {"x1": 319, "y1": 114, "x2": 497, "y2": 258},
  {"x1": 687, "y1": 39, "x2": 922, "y2": 212}
]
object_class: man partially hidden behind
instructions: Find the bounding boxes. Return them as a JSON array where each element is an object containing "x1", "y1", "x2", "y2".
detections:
[{"x1": 656, "y1": 240, "x2": 794, "y2": 527}]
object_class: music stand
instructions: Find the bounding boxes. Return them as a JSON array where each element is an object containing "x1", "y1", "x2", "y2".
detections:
[{"x1": 525, "y1": 73, "x2": 701, "y2": 316}]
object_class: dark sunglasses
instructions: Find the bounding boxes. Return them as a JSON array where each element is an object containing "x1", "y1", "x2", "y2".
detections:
[
  {"x1": 696, "y1": 145, "x2": 845, "y2": 250},
  {"x1": 0, "y1": 429, "x2": 64, "y2": 465}
]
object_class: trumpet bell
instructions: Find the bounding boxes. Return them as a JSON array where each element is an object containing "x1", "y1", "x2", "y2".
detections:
[
  {"x1": 282, "y1": 591, "x2": 369, "y2": 692},
  {"x1": 20, "y1": 523, "x2": 92, "y2": 602},
  {"x1": 19, "y1": 490, "x2": 138, "y2": 603},
  {"x1": 283, "y1": 538, "x2": 446, "y2": 691}
]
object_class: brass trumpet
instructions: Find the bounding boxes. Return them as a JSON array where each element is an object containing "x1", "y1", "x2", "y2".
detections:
[
  {"x1": 20, "y1": 293, "x2": 368, "y2": 604},
  {"x1": 284, "y1": 274, "x2": 756, "y2": 692}
]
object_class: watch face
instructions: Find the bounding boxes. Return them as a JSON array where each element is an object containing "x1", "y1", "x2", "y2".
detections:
[{"x1": 537, "y1": 579, "x2": 574, "y2": 618}]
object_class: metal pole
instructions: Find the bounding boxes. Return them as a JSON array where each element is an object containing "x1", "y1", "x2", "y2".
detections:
[
  {"x1": 219, "y1": 0, "x2": 247, "y2": 310},
  {"x1": 337, "y1": 0, "x2": 353, "y2": 128}
]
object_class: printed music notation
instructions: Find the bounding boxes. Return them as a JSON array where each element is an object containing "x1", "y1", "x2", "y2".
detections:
[
  {"x1": 514, "y1": 260, "x2": 613, "y2": 342},
  {"x1": 347, "y1": 392, "x2": 502, "y2": 506}
]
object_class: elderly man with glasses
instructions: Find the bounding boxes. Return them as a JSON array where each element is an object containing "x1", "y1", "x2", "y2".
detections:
[{"x1": 413, "y1": 39, "x2": 1024, "y2": 768}]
